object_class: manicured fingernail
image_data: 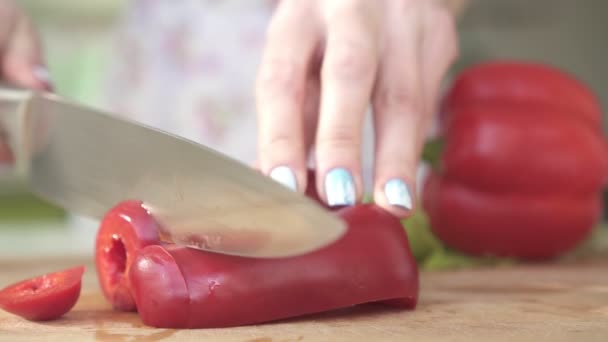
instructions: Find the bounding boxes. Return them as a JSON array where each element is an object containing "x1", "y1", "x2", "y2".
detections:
[
  {"x1": 384, "y1": 178, "x2": 413, "y2": 210},
  {"x1": 32, "y1": 65, "x2": 54, "y2": 91},
  {"x1": 269, "y1": 166, "x2": 297, "y2": 191},
  {"x1": 324, "y1": 167, "x2": 356, "y2": 206}
]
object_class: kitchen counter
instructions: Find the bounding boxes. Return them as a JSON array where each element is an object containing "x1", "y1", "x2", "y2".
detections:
[{"x1": 1, "y1": 255, "x2": 607, "y2": 341}]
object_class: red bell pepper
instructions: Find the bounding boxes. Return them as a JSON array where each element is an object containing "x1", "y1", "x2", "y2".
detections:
[
  {"x1": 95, "y1": 180, "x2": 419, "y2": 328},
  {"x1": 424, "y1": 60, "x2": 608, "y2": 260},
  {"x1": 0, "y1": 266, "x2": 85, "y2": 321},
  {"x1": 439, "y1": 61, "x2": 605, "y2": 131}
]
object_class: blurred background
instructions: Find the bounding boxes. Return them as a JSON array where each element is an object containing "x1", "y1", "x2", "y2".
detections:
[
  {"x1": 0, "y1": 0, "x2": 606, "y2": 259},
  {"x1": 12, "y1": 0, "x2": 608, "y2": 127}
]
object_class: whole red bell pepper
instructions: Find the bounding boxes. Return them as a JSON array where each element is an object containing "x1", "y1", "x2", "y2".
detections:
[
  {"x1": 95, "y1": 178, "x2": 419, "y2": 328},
  {"x1": 423, "y1": 60, "x2": 608, "y2": 260}
]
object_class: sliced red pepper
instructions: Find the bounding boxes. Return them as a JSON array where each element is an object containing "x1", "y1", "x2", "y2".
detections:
[
  {"x1": 127, "y1": 204, "x2": 418, "y2": 328},
  {"x1": 0, "y1": 266, "x2": 85, "y2": 321},
  {"x1": 95, "y1": 168, "x2": 419, "y2": 328},
  {"x1": 95, "y1": 200, "x2": 161, "y2": 311}
]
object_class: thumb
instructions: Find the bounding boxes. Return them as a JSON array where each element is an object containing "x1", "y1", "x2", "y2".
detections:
[{"x1": 1, "y1": 9, "x2": 52, "y2": 91}]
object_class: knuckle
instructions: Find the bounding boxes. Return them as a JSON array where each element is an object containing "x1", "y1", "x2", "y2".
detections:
[
  {"x1": 325, "y1": 0, "x2": 365, "y2": 16},
  {"x1": 374, "y1": 87, "x2": 422, "y2": 115},
  {"x1": 317, "y1": 125, "x2": 360, "y2": 153},
  {"x1": 264, "y1": 20, "x2": 287, "y2": 43},
  {"x1": 427, "y1": 5, "x2": 459, "y2": 61},
  {"x1": 434, "y1": 7, "x2": 456, "y2": 30},
  {"x1": 392, "y1": 0, "x2": 417, "y2": 15},
  {"x1": 325, "y1": 39, "x2": 376, "y2": 83},
  {"x1": 257, "y1": 57, "x2": 305, "y2": 100},
  {"x1": 431, "y1": 2, "x2": 457, "y2": 28},
  {"x1": 261, "y1": 134, "x2": 302, "y2": 154}
]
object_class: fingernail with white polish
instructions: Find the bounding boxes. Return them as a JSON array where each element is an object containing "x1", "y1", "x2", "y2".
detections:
[
  {"x1": 32, "y1": 66, "x2": 54, "y2": 90},
  {"x1": 384, "y1": 178, "x2": 413, "y2": 210},
  {"x1": 269, "y1": 166, "x2": 297, "y2": 191},
  {"x1": 325, "y1": 167, "x2": 356, "y2": 206}
]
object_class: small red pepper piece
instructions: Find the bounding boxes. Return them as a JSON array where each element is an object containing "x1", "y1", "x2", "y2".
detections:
[
  {"x1": 128, "y1": 204, "x2": 418, "y2": 328},
  {"x1": 425, "y1": 60, "x2": 608, "y2": 260},
  {"x1": 95, "y1": 200, "x2": 161, "y2": 311},
  {"x1": 0, "y1": 266, "x2": 85, "y2": 321}
]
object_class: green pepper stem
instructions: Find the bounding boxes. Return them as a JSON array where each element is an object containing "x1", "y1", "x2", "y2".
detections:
[{"x1": 421, "y1": 137, "x2": 445, "y2": 171}]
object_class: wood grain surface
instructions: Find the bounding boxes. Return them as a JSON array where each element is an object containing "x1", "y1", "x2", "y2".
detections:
[{"x1": 1, "y1": 256, "x2": 607, "y2": 341}]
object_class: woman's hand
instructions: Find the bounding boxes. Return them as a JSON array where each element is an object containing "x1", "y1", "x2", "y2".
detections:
[
  {"x1": 0, "y1": 0, "x2": 51, "y2": 164},
  {"x1": 256, "y1": 0, "x2": 459, "y2": 217},
  {"x1": 0, "y1": 0, "x2": 51, "y2": 90}
]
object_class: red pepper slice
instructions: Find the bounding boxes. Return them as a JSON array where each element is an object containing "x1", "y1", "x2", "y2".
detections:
[
  {"x1": 95, "y1": 200, "x2": 161, "y2": 311},
  {"x1": 127, "y1": 204, "x2": 418, "y2": 328},
  {"x1": 0, "y1": 266, "x2": 85, "y2": 321}
]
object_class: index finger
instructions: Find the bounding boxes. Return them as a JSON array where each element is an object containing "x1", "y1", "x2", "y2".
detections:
[{"x1": 255, "y1": 1, "x2": 319, "y2": 192}]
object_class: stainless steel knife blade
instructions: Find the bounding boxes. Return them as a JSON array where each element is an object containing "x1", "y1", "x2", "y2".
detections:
[{"x1": 0, "y1": 87, "x2": 347, "y2": 258}]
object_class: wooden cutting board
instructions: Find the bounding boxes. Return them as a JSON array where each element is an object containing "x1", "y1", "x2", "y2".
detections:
[{"x1": 1, "y1": 256, "x2": 607, "y2": 342}]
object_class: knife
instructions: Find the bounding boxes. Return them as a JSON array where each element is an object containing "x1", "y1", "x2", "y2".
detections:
[{"x1": 0, "y1": 86, "x2": 347, "y2": 258}]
